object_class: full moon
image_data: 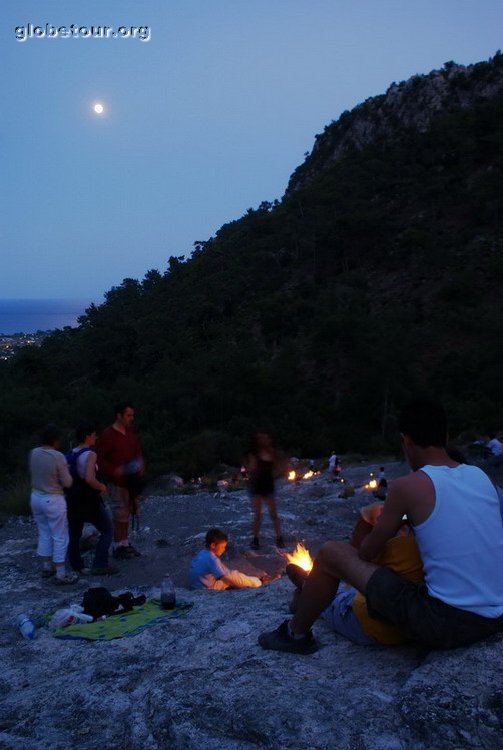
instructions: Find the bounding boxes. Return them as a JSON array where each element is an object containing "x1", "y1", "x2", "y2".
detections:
[{"x1": 93, "y1": 103, "x2": 104, "y2": 115}]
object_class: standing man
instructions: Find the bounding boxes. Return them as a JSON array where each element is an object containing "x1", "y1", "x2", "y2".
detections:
[{"x1": 97, "y1": 402, "x2": 145, "y2": 559}]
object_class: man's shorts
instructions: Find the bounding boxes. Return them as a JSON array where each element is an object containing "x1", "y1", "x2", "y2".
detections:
[
  {"x1": 366, "y1": 568, "x2": 503, "y2": 649},
  {"x1": 107, "y1": 485, "x2": 131, "y2": 524},
  {"x1": 321, "y1": 583, "x2": 375, "y2": 646}
]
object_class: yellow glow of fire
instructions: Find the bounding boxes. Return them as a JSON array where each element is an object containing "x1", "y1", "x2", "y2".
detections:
[
  {"x1": 288, "y1": 470, "x2": 297, "y2": 481},
  {"x1": 302, "y1": 470, "x2": 314, "y2": 479},
  {"x1": 364, "y1": 478, "x2": 378, "y2": 489},
  {"x1": 283, "y1": 542, "x2": 314, "y2": 572}
]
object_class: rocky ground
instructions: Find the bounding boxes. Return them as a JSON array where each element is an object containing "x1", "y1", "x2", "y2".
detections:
[{"x1": 1, "y1": 460, "x2": 502, "y2": 750}]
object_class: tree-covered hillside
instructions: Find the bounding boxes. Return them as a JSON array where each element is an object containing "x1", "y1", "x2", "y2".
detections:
[{"x1": 2, "y1": 56, "x2": 503, "y2": 484}]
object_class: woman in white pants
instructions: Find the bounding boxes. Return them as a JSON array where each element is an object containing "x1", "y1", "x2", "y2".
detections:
[{"x1": 29, "y1": 424, "x2": 78, "y2": 584}]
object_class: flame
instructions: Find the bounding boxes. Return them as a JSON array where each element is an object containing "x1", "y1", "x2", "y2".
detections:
[
  {"x1": 302, "y1": 470, "x2": 314, "y2": 479},
  {"x1": 364, "y1": 478, "x2": 378, "y2": 490},
  {"x1": 282, "y1": 542, "x2": 314, "y2": 572},
  {"x1": 288, "y1": 470, "x2": 297, "y2": 481}
]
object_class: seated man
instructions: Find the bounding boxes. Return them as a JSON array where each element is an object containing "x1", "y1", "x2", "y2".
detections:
[
  {"x1": 190, "y1": 528, "x2": 276, "y2": 590},
  {"x1": 287, "y1": 502, "x2": 424, "y2": 646},
  {"x1": 259, "y1": 399, "x2": 503, "y2": 653}
]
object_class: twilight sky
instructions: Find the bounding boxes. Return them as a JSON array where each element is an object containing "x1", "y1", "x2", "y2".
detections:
[{"x1": 2, "y1": 0, "x2": 502, "y2": 301}]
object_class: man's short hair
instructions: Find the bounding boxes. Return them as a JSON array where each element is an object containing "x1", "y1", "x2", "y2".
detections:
[
  {"x1": 75, "y1": 422, "x2": 96, "y2": 443},
  {"x1": 114, "y1": 401, "x2": 134, "y2": 417},
  {"x1": 205, "y1": 528, "x2": 229, "y2": 547},
  {"x1": 40, "y1": 423, "x2": 61, "y2": 446},
  {"x1": 398, "y1": 399, "x2": 447, "y2": 448}
]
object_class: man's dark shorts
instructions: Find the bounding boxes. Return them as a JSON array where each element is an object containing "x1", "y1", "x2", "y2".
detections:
[{"x1": 365, "y1": 568, "x2": 503, "y2": 649}]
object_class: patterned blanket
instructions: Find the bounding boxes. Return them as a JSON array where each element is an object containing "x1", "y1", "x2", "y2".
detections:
[{"x1": 51, "y1": 599, "x2": 193, "y2": 641}]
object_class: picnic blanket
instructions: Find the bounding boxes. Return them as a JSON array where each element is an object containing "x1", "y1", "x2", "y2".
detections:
[{"x1": 50, "y1": 599, "x2": 193, "y2": 641}]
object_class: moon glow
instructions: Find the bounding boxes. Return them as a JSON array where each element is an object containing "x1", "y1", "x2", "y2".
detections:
[{"x1": 93, "y1": 103, "x2": 104, "y2": 115}]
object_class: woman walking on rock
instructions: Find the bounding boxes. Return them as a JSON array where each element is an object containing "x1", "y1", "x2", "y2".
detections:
[{"x1": 245, "y1": 431, "x2": 285, "y2": 550}]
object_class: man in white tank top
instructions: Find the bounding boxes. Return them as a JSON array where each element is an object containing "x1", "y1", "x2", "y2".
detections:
[{"x1": 259, "y1": 399, "x2": 503, "y2": 653}]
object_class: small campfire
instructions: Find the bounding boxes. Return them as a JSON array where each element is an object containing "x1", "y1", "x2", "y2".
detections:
[
  {"x1": 362, "y1": 472, "x2": 378, "y2": 490},
  {"x1": 282, "y1": 542, "x2": 314, "y2": 572},
  {"x1": 287, "y1": 469, "x2": 320, "y2": 482}
]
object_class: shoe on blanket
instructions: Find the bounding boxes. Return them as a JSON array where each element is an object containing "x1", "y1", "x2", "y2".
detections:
[{"x1": 258, "y1": 619, "x2": 319, "y2": 654}]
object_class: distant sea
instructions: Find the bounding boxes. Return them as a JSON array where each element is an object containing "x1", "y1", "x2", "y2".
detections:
[{"x1": 0, "y1": 298, "x2": 95, "y2": 335}]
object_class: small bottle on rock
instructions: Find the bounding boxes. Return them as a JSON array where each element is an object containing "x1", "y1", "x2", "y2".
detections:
[
  {"x1": 17, "y1": 614, "x2": 36, "y2": 640},
  {"x1": 160, "y1": 573, "x2": 176, "y2": 610}
]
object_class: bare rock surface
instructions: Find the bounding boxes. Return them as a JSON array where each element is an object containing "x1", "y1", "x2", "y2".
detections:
[{"x1": 1, "y1": 462, "x2": 502, "y2": 750}]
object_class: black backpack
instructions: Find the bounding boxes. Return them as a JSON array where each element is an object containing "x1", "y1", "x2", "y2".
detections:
[{"x1": 81, "y1": 586, "x2": 146, "y2": 619}]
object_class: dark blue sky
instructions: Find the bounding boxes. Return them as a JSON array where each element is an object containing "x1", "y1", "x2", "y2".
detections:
[{"x1": 2, "y1": 0, "x2": 502, "y2": 300}]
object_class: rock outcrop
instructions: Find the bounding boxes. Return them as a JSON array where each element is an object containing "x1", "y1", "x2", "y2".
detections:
[{"x1": 286, "y1": 52, "x2": 503, "y2": 195}]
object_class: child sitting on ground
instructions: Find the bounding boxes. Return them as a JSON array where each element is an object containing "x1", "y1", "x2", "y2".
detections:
[{"x1": 190, "y1": 528, "x2": 275, "y2": 590}]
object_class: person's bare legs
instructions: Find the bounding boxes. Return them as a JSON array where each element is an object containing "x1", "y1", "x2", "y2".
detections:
[
  {"x1": 252, "y1": 496, "x2": 262, "y2": 538},
  {"x1": 290, "y1": 541, "x2": 379, "y2": 635},
  {"x1": 264, "y1": 496, "x2": 282, "y2": 538}
]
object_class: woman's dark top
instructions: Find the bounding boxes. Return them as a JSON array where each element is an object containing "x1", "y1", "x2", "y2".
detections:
[{"x1": 249, "y1": 458, "x2": 275, "y2": 496}]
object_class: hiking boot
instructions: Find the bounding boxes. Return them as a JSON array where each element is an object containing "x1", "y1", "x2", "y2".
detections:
[
  {"x1": 276, "y1": 536, "x2": 286, "y2": 549},
  {"x1": 53, "y1": 572, "x2": 80, "y2": 585},
  {"x1": 250, "y1": 537, "x2": 260, "y2": 551},
  {"x1": 91, "y1": 565, "x2": 119, "y2": 576},
  {"x1": 258, "y1": 619, "x2": 319, "y2": 654},
  {"x1": 286, "y1": 563, "x2": 309, "y2": 590}
]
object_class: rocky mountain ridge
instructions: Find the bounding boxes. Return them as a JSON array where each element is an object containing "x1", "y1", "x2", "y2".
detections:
[{"x1": 287, "y1": 52, "x2": 503, "y2": 194}]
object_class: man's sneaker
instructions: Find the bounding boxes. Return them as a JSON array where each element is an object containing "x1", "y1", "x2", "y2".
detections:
[
  {"x1": 125, "y1": 544, "x2": 142, "y2": 557},
  {"x1": 91, "y1": 565, "x2": 119, "y2": 576},
  {"x1": 286, "y1": 563, "x2": 309, "y2": 590},
  {"x1": 258, "y1": 619, "x2": 319, "y2": 654},
  {"x1": 113, "y1": 546, "x2": 135, "y2": 560},
  {"x1": 53, "y1": 572, "x2": 80, "y2": 585}
]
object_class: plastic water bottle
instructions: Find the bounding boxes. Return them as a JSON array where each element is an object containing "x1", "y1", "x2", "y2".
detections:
[
  {"x1": 160, "y1": 573, "x2": 176, "y2": 610},
  {"x1": 17, "y1": 614, "x2": 36, "y2": 640}
]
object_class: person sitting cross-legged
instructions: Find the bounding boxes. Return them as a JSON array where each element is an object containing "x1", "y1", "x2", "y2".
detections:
[{"x1": 259, "y1": 399, "x2": 503, "y2": 654}]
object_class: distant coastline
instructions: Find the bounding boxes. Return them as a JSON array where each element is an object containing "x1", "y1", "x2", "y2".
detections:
[{"x1": 0, "y1": 298, "x2": 96, "y2": 335}]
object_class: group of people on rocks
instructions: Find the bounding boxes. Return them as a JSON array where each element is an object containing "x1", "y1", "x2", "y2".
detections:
[
  {"x1": 29, "y1": 402, "x2": 144, "y2": 584},
  {"x1": 29, "y1": 397, "x2": 503, "y2": 656}
]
